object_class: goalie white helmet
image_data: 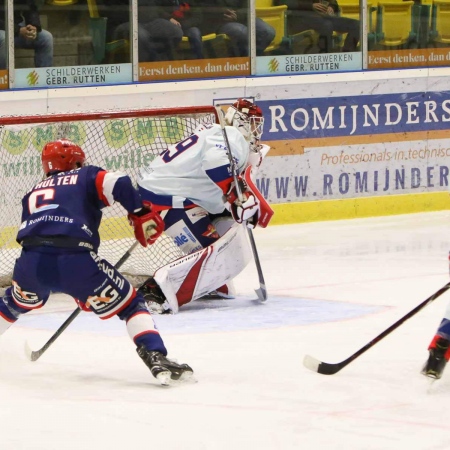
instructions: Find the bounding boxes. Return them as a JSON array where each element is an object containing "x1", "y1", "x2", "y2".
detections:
[{"x1": 224, "y1": 99, "x2": 264, "y2": 155}]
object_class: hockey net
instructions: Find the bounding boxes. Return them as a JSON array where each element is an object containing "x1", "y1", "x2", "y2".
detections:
[{"x1": 0, "y1": 106, "x2": 218, "y2": 288}]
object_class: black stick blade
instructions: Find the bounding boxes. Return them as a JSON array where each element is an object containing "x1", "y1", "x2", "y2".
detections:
[
  {"x1": 303, "y1": 354, "x2": 343, "y2": 375},
  {"x1": 24, "y1": 341, "x2": 41, "y2": 362}
]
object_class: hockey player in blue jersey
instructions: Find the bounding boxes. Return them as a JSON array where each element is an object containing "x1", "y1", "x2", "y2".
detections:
[{"x1": 0, "y1": 139, "x2": 193, "y2": 385}]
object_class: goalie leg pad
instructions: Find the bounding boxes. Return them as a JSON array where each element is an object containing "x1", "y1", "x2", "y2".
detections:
[
  {"x1": 154, "y1": 223, "x2": 252, "y2": 312},
  {"x1": 198, "y1": 283, "x2": 235, "y2": 300}
]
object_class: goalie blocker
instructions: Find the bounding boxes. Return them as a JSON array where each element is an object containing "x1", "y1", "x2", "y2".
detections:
[
  {"x1": 242, "y1": 165, "x2": 274, "y2": 228},
  {"x1": 225, "y1": 165, "x2": 274, "y2": 229}
]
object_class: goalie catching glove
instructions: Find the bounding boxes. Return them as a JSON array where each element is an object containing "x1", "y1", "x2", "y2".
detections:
[
  {"x1": 225, "y1": 178, "x2": 260, "y2": 228},
  {"x1": 128, "y1": 202, "x2": 164, "y2": 247}
]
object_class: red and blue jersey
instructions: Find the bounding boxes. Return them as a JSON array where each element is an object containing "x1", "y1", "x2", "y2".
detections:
[{"x1": 17, "y1": 165, "x2": 143, "y2": 251}]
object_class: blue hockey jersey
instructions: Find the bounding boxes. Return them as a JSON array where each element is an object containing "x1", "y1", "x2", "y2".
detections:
[{"x1": 17, "y1": 165, "x2": 143, "y2": 251}]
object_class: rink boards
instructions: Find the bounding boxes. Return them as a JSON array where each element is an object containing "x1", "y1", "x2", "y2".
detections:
[
  {"x1": 1, "y1": 72, "x2": 450, "y2": 225},
  {"x1": 254, "y1": 92, "x2": 450, "y2": 224}
]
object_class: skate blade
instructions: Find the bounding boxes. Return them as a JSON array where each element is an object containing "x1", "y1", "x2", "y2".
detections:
[
  {"x1": 422, "y1": 369, "x2": 442, "y2": 380},
  {"x1": 156, "y1": 370, "x2": 196, "y2": 386},
  {"x1": 178, "y1": 370, "x2": 195, "y2": 382},
  {"x1": 156, "y1": 371, "x2": 172, "y2": 386},
  {"x1": 426, "y1": 376, "x2": 440, "y2": 394},
  {"x1": 421, "y1": 370, "x2": 443, "y2": 394}
]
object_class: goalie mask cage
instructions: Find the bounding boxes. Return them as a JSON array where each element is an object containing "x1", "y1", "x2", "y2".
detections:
[{"x1": 0, "y1": 106, "x2": 218, "y2": 288}]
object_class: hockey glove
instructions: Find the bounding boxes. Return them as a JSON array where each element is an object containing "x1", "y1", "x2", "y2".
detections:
[
  {"x1": 128, "y1": 202, "x2": 164, "y2": 247},
  {"x1": 75, "y1": 297, "x2": 92, "y2": 312},
  {"x1": 226, "y1": 179, "x2": 260, "y2": 229}
]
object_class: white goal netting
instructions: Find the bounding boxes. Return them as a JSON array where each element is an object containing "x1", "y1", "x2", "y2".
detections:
[{"x1": 0, "y1": 106, "x2": 218, "y2": 288}]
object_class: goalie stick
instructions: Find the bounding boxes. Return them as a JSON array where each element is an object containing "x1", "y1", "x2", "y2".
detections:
[
  {"x1": 25, "y1": 240, "x2": 140, "y2": 362},
  {"x1": 215, "y1": 104, "x2": 268, "y2": 302},
  {"x1": 303, "y1": 281, "x2": 450, "y2": 375}
]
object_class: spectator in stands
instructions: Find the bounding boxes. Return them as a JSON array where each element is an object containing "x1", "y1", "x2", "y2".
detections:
[
  {"x1": 0, "y1": 0, "x2": 53, "y2": 69},
  {"x1": 280, "y1": 0, "x2": 360, "y2": 53},
  {"x1": 153, "y1": 0, "x2": 205, "y2": 59},
  {"x1": 100, "y1": 0, "x2": 192, "y2": 62},
  {"x1": 199, "y1": 0, "x2": 276, "y2": 57},
  {"x1": 97, "y1": 0, "x2": 127, "y2": 41}
]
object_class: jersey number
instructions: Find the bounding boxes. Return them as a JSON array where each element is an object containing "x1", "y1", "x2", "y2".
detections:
[{"x1": 161, "y1": 135, "x2": 199, "y2": 163}]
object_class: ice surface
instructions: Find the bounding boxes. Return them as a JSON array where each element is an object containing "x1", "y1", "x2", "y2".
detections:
[{"x1": 2, "y1": 211, "x2": 450, "y2": 450}]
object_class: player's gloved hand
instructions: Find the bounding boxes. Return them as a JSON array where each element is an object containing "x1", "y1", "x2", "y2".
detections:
[
  {"x1": 75, "y1": 297, "x2": 91, "y2": 312},
  {"x1": 226, "y1": 179, "x2": 260, "y2": 228},
  {"x1": 230, "y1": 192, "x2": 260, "y2": 228},
  {"x1": 128, "y1": 202, "x2": 164, "y2": 247}
]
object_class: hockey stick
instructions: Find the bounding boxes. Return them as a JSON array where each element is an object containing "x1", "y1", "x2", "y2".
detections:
[
  {"x1": 25, "y1": 240, "x2": 140, "y2": 362},
  {"x1": 215, "y1": 105, "x2": 267, "y2": 302},
  {"x1": 303, "y1": 281, "x2": 450, "y2": 375}
]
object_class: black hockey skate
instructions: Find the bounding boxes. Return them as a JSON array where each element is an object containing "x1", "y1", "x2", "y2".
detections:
[
  {"x1": 138, "y1": 277, "x2": 172, "y2": 314},
  {"x1": 137, "y1": 346, "x2": 193, "y2": 386},
  {"x1": 422, "y1": 337, "x2": 450, "y2": 379}
]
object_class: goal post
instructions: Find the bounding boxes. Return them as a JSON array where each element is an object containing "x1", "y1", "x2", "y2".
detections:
[{"x1": 0, "y1": 106, "x2": 219, "y2": 287}]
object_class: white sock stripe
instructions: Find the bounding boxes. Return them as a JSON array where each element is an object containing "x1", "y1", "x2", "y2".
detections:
[
  {"x1": 126, "y1": 311, "x2": 159, "y2": 341},
  {"x1": 126, "y1": 310, "x2": 148, "y2": 324}
]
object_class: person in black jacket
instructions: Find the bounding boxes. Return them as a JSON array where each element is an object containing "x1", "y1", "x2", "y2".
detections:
[
  {"x1": 0, "y1": 0, "x2": 53, "y2": 69},
  {"x1": 280, "y1": 0, "x2": 360, "y2": 53}
]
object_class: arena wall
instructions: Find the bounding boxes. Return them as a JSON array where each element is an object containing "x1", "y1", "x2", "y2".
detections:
[{"x1": 1, "y1": 67, "x2": 450, "y2": 225}]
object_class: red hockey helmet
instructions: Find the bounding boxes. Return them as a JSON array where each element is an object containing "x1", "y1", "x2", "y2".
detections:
[
  {"x1": 224, "y1": 98, "x2": 264, "y2": 149},
  {"x1": 41, "y1": 139, "x2": 86, "y2": 176}
]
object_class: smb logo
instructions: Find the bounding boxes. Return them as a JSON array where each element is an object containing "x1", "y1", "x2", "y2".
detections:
[
  {"x1": 174, "y1": 234, "x2": 189, "y2": 247},
  {"x1": 27, "y1": 70, "x2": 39, "y2": 86}
]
